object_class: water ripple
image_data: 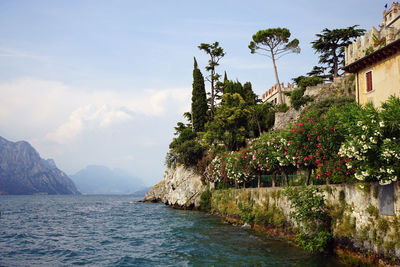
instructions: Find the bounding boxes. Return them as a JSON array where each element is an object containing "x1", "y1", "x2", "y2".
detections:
[{"x1": 0, "y1": 195, "x2": 345, "y2": 266}]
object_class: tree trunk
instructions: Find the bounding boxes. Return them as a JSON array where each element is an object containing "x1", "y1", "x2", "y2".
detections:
[
  {"x1": 284, "y1": 172, "x2": 289, "y2": 186},
  {"x1": 272, "y1": 174, "x2": 276, "y2": 187},
  {"x1": 333, "y1": 50, "x2": 338, "y2": 78},
  {"x1": 243, "y1": 181, "x2": 246, "y2": 189},
  {"x1": 210, "y1": 68, "x2": 215, "y2": 120},
  {"x1": 257, "y1": 119, "x2": 262, "y2": 136},
  {"x1": 305, "y1": 168, "x2": 312, "y2": 185},
  {"x1": 258, "y1": 173, "x2": 261, "y2": 188},
  {"x1": 271, "y1": 52, "x2": 283, "y2": 105}
]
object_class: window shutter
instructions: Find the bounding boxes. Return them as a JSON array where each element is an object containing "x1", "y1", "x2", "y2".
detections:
[{"x1": 366, "y1": 71, "x2": 373, "y2": 92}]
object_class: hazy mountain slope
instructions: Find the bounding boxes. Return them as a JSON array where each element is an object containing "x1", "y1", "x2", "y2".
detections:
[
  {"x1": 71, "y1": 165, "x2": 146, "y2": 194},
  {"x1": 0, "y1": 136, "x2": 80, "y2": 195}
]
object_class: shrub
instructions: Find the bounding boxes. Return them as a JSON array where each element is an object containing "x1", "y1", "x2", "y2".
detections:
[
  {"x1": 284, "y1": 186, "x2": 332, "y2": 253},
  {"x1": 290, "y1": 88, "x2": 313, "y2": 110},
  {"x1": 199, "y1": 189, "x2": 212, "y2": 211}
]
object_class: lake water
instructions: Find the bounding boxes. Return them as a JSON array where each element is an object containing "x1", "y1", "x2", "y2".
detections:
[{"x1": 0, "y1": 195, "x2": 345, "y2": 266}]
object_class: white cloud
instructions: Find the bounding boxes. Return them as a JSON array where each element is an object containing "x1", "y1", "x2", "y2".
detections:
[
  {"x1": 0, "y1": 77, "x2": 190, "y2": 144},
  {"x1": 45, "y1": 104, "x2": 133, "y2": 144}
]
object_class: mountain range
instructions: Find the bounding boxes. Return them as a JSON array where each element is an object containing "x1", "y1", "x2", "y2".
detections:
[
  {"x1": 0, "y1": 136, "x2": 79, "y2": 195},
  {"x1": 70, "y1": 165, "x2": 147, "y2": 195}
]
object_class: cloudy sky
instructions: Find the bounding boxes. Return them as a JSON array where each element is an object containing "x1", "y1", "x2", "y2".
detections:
[{"x1": 0, "y1": 0, "x2": 385, "y2": 185}]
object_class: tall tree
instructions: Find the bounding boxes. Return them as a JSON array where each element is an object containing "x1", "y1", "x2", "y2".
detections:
[
  {"x1": 191, "y1": 57, "x2": 208, "y2": 132},
  {"x1": 198, "y1": 42, "x2": 225, "y2": 120},
  {"x1": 249, "y1": 28, "x2": 300, "y2": 104},
  {"x1": 311, "y1": 25, "x2": 365, "y2": 80}
]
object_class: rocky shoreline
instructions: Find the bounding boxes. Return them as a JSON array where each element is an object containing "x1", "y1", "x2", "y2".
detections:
[{"x1": 142, "y1": 165, "x2": 206, "y2": 209}]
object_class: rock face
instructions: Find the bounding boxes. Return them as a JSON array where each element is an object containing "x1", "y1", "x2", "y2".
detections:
[
  {"x1": 272, "y1": 75, "x2": 355, "y2": 131},
  {"x1": 144, "y1": 165, "x2": 206, "y2": 209},
  {"x1": 0, "y1": 136, "x2": 79, "y2": 195},
  {"x1": 272, "y1": 108, "x2": 301, "y2": 132},
  {"x1": 70, "y1": 165, "x2": 146, "y2": 195}
]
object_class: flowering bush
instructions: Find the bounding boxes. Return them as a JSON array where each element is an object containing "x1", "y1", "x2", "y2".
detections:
[
  {"x1": 203, "y1": 153, "x2": 228, "y2": 183},
  {"x1": 287, "y1": 109, "x2": 324, "y2": 184},
  {"x1": 225, "y1": 148, "x2": 254, "y2": 186},
  {"x1": 204, "y1": 96, "x2": 400, "y2": 187},
  {"x1": 247, "y1": 136, "x2": 269, "y2": 174},
  {"x1": 338, "y1": 98, "x2": 400, "y2": 185}
]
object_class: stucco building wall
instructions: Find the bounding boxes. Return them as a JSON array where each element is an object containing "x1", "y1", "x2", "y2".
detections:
[{"x1": 356, "y1": 50, "x2": 400, "y2": 106}]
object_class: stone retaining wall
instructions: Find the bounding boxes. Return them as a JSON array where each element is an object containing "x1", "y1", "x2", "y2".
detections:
[{"x1": 211, "y1": 182, "x2": 400, "y2": 261}]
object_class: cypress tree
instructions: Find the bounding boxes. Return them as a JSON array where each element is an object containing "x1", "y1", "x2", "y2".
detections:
[{"x1": 192, "y1": 57, "x2": 208, "y2": 132}]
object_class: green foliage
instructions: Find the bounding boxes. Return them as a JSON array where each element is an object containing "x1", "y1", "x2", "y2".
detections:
[
  {"x1": 243, "y1": 82, "x2": 258, "y2": 105},
  {"x1": 377, "y1": 218, "x2": 389, "y2": 234},
  {"x1": 192, "y1": 57, "x2": 208, "y2": 132},
  {"x1": 365, "y1": 46, "x2": 374, "y2": 56},
  {"x1": 174, "y1": 139, "x2": 204, "y2": 167},
  {"x1": 294, "y1": 76, "x2": 324, "y2": 90},
  {"x1": 295, "y1": 231, "x2": 332, "y2": 254},
  {"x1": 238, "y1": 200, "x2": 255, "y2": 224},
  {"x1": 338, "y1": 97, "x2": 400, "y2": 185},
  {"x1": 311, "y1": 25, "x2": 365, "y2": 79},
  {"x1": 249, "y1": 28, "x2": 300, "y2": 104},
  {"x1": 307, "y1": 66, "x2": 330, "y2": 81},
  {"x1": 198, "y1": 42, "x2": 225, "y2": 119},
  {"x1": 248, "y1": 102, "x2": 275, "y2": 136},
  {"x1": 339, "y1": 190, "x2": 345, "y2": 202},
  {"x1": 253, "y1": 205, "x2": 285, "y2": 228},
  {"x1": 199, "y1": 189, "x2": 212, "y2": 211},
  {"x1": 366, "y1": 204, "x2": 379, "y2": 218},
  {"x1": 290, "y1": 76, "x2": 323, "y2": 110},
  {"x1": 249, "y1": 28, "x2": 300, "y2": 55},
  {"x1": 276, "y1": 103, "x2": 288, "y2": 112},
  {"x1": 303, "y1": 96, "x2": 355, "y2": 117},
  {"x1": 169, "y1": 125, "x2": 204, "y2": 167},
  {"x1": 290, "y1": 88, "x2": 313, "y2": 110},
  {"x1": 284, "y1": 186, "x2": 332, "y2": 253},
  {"x1": 204, "y1": 93, "x2": 251, "y2": 151},
  {"x1": 335, "y1": 214, "x2": 356, "y2": 237}
]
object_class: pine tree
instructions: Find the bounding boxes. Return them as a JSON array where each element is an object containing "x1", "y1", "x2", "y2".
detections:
[{"x1": 191, "y1": 57, "x2": 208, "y2": 132}]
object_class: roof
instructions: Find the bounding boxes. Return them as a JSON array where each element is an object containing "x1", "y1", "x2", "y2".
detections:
[{"x1": 343, "y1": 38, "x2": 400, "y2": 73}]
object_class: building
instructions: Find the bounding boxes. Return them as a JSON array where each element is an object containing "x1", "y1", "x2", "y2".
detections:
[
  {"x1": 261, "y1": 82, "x2": 296, "y2": 105},
  {"x1": 343, "y1": 2, "x2": 400, "y2": 106}
]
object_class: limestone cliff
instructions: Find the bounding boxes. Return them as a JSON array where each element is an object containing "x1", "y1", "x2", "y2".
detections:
[
  {"x1": 144, "y1": 165, "x2": 206, "y2": 209},
  {"x1": 0, "y1": 136, "x2": 80, "y2": 195}
]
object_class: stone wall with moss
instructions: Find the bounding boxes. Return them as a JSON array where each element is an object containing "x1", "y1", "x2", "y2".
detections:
[{"x1": 211, "y1": 182, "x2": 400, "y2": 260}]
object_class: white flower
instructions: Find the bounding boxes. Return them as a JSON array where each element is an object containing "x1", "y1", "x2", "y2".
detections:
[
  {"x1": 361, "y1": 135, "x2": 366, "y2": 140},
  {"x1": 379, "y1": 121, "x2": 385, "y2": 127},
  {"x1": 354, "y1": 172, "x2": 365, "y2": 181},
  {"x1": 361, "y1": 170, "x2": 370, "y2": 177},
  {"x1": 387, "y1": 168, "x2": 394, "y2": 174},
  {"x1": 362, "y1": 125, "x2": 367, "y2": 130},
  {"x1": 357, "y1": 121, "x2": 362, "y2": 126},
  {"x1": 379, "y1": 179, "x2": 392, "y2": 185}
]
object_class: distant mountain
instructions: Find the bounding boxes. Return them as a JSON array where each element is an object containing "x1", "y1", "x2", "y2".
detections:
[
  {"x1": 70, "y1": 165, "x2": 146, "y2": 195},
  {"x1": 131, "y1": 186, "x2": 152, "y2": 197},
  {"x1": 0, "y1": 136, "x2": 80, "y2": 195}
]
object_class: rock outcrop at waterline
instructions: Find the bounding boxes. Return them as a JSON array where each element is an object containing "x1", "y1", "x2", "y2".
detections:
[{"x1": 144, "y1": 165, "x2": 206, "y2": 209}]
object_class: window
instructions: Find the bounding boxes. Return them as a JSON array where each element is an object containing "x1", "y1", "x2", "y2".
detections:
[{"x1": 366, "y1": 71, "x2": 373, "y2": 92}]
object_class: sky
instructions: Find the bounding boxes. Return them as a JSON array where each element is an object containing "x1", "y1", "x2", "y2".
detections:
[{"x1": 0, "y1": 0, "x2": 387, "y2": 186}]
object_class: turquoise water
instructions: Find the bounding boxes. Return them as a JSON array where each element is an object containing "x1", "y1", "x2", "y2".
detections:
[{"x1": 0, "y1": 195, "x2": 345, "y2": 266}]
